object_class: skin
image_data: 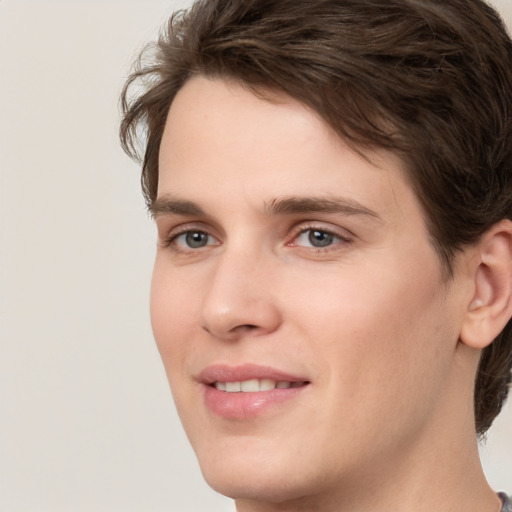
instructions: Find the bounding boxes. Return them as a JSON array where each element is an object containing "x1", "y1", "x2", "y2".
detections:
[{"x1": 151, "y1": 76, "x2": 503, "y2": 512}]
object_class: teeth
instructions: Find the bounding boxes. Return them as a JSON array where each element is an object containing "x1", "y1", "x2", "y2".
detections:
[
  {"x1": 213, "y1": 379, "x2": 303, "y2": 392},
  {"x1": 240, "y1": 379, "x2": 260, "y2": 392},
  {"x1": 260, "y1": 378, "x2": 276, "y2": 391},
  {"x1": 225, "y1": 381, "x2": 241, "y2": 392}
]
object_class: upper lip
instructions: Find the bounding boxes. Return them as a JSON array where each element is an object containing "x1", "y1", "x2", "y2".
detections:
[{"x1": 198, "y1": 363, "x2": 309, "y2": 385}]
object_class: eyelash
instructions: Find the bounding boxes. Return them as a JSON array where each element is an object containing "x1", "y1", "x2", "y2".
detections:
[
  {"x1": 160, "y1": 226, "x2": 216, "y2": 252},
  {"x1": 288, "y1": 224, "x2": 353, "y2": 253},
  {"x1": 160, "y1": 223, "x2": 353, "y2": 254}
]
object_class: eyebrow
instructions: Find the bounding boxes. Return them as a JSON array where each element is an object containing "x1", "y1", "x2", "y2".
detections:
[
  {"x1": 264, "y1": 196, "x2": 382, "y2": 221},
  {"x1": 149, "y1": 195, "x2": 381, "y2": 221},
  {"x1": 149, "y1": 198, "x2": 206, "y2": 219}
]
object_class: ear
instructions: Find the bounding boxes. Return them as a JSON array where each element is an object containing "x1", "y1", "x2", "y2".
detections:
[{"x1": 460, "y1": 220, "x2": 512, "y2": 349}]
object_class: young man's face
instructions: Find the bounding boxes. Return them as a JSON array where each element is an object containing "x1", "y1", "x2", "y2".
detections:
[{"x1": 151, "y1": 77, "x2": 473, "y2": 506}]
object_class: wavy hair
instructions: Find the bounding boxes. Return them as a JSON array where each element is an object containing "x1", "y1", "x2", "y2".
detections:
[{"x1": 120, "y1": 0, "x2": 512, "y2": 435}]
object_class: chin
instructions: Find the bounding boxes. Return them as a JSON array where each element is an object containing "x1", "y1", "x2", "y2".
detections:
[
  {"x1": 198, "y1": 449, "x2": 281, "y2": 496},
  {"x1": 203, "y1": 469, "x2": 307, "y2": 504},
  {"x1": 196, "y1": 446, "x2": 328, "y2": 504}
]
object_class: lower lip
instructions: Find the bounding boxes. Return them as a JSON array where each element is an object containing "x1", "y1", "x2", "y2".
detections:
[{"x1": 203, "y1": 385, "x2": 307, "y2": 419}]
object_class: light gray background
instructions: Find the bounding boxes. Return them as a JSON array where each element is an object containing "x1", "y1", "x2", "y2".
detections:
[{"x1": 1, "y1": 1, "x2": 511, "y2": 511}]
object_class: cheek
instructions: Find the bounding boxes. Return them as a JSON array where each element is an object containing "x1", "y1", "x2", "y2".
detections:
[
  {"x1": 292, "y1": 258, "x2": 455, "y2": 405},
  {"x1": 150, "y1": 262, "x2": 196, "y2": 369},
  {"x1": 150, "y1": 264, "x2": 205, "y2": 430}
]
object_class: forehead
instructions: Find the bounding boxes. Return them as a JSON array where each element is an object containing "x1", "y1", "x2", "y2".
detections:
[
  {"x1": 158, "y1": 76, "x2": 419, "y2": 226},
  {"x1": 160, "y1": 76, "x2": 340, "y2": 173}
]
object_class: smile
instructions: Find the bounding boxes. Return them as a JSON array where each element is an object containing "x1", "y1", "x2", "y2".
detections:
[
  {"x1": 213, "y1": 379, "x2": 308, "y2": 392},
  {"x1": 200, "y1": 365, "x2": 311, "y2": 419}
]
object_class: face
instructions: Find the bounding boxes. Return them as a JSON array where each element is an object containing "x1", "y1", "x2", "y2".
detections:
[{"x1": 151, "y1": 77, "x2": 470, "y2": 508}]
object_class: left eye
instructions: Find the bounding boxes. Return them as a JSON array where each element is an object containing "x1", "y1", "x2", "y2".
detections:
[
  {"x1": 295, "y1": 229, "x2": 341, "y2": 248},
  {"x1": 174, "y1": 230, "x2": 216, "y2": 249}
]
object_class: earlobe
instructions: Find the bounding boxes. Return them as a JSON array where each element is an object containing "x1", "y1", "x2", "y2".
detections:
[{"x1": 460, "y1": 220, "x2": 512, "y2": 349}]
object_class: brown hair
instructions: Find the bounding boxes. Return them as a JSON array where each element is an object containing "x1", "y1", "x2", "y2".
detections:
[{"x1": 120, "y1": 0, "x2": 512, "y2": 435}]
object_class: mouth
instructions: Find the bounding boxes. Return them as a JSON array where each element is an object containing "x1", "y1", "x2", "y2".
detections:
[
  {"x1": 199, "y1": 364, "x2": 311, "y2": 419},
  {"x1": 211, "y1": 379, "x2": 309, "y2": 392}
]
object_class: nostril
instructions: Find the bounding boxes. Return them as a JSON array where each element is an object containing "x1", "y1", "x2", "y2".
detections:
[
  {"x1": 200, "y1": 296, "x2": 282, "y2": 339},
  {"x1": 226, "y1": 324, "x2": 259, "y2": 335},
  {"x1": 237, "y1": 324, "x2": 260, "y2": 333}
]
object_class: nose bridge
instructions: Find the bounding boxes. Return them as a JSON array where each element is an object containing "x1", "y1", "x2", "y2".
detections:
[{"x1": 200, "y1": 244, "x2": 281, "y2": 340}]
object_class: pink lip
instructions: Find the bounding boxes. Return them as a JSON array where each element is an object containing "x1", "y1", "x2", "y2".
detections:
[
  {"x1": 199, "y1": 364, "x2": 310, "y2": 420},
  {"x1": 198, "y1": 363, "x2": 308, "y2": 384}
]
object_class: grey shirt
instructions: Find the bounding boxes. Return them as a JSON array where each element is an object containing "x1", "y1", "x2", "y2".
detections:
[{"x1": 499, "y1": 493, "x2": 512, "y2": 512}]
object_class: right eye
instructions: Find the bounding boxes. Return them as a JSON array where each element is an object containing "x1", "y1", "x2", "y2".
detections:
[{"x1": 169, "y1": 230, "x2": 218, "y2": 250}]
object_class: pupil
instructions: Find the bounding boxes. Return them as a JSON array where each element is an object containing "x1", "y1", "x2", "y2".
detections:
[
  {"x1": 186, "y1": 231, "x2": 208, "y2": 248},
  {"x1": 309, "y1": 230, "x2": 333, "y2": 247}
]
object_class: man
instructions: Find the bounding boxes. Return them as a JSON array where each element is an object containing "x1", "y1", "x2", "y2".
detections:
[{"x1": 120, "y1": 0, "x2": 512, "y2": 510}]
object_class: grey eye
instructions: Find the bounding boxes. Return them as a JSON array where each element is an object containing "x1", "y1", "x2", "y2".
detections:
[
  {"x1": 184, "y1": 231, "x2": 210, "y2": 248},
  {"x1": 307, "y1": 229, "x2": 336, "y2": 247}
]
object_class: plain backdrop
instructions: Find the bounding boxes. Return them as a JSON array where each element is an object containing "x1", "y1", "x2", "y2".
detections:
[{"x1": 1, "y1": 1, "x2": 511, "y2": 511}]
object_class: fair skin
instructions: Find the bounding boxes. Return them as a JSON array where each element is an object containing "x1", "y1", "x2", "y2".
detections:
[{"x1": 151, "y1": 76, "x2": 511, "y2": 512}]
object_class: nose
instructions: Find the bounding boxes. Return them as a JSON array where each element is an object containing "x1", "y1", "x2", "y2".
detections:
[{"x1": 199, "y1": 250, "x2": 282, "y2": 341}]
